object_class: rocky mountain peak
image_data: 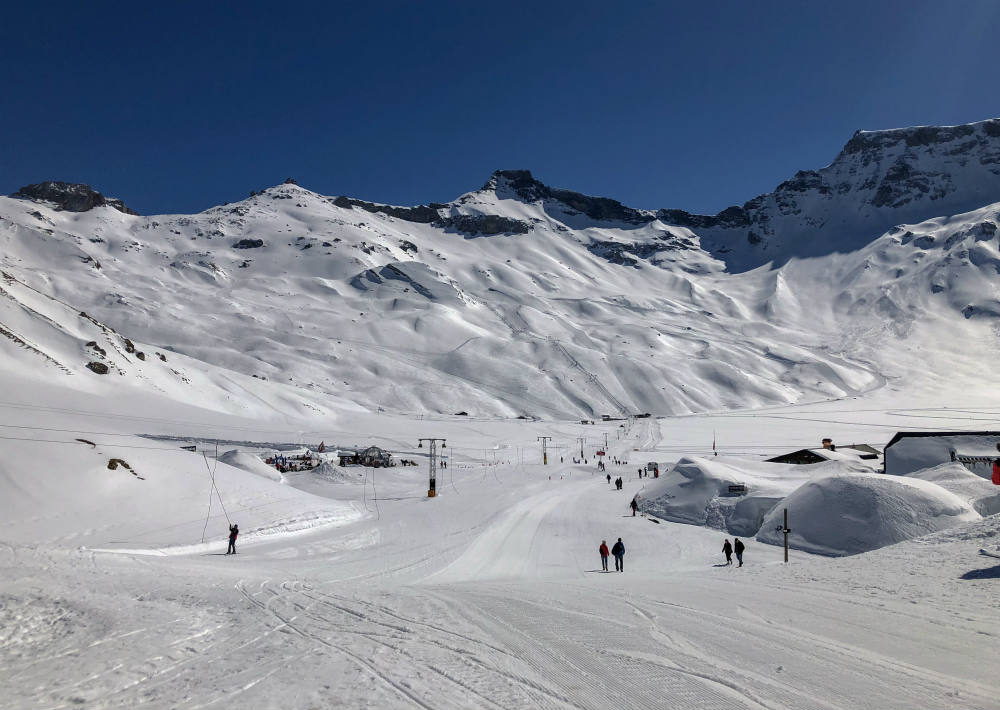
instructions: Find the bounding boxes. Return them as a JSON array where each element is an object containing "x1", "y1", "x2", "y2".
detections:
[
  {"x1": 483, "y1": 169, "x2": 653, "y2": 225},
  {"x1": 11, "y1": 181, "x2": 138, "y2": 215},
  {"x1": 841, "y1": 119, "x2": 1000, "y2": 156}
]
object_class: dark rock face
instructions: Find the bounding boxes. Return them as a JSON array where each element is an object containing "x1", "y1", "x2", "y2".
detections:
[
  {"x1": 843, "y1": 123, "x2": 981, "y2": 154},
  {"x1": 587, "y1": 232, "x2": 696, "y2": 266},
  {"x1": 86, "y1": 361, "x2": 109, "y2": 374},
  {"x1": 434, "y1": 214, "x2": 531, "y2": 236},
  {"x1": 332, "y1": 196, "x2": 444, "y2": 224},
  {"x1": 12, "y1": 181, "x2": 137, "y2": 215},
  {"x1": 233, "y1": 239, "x2": 264, "y2": 249},
  {"x1": 486, "y1": 170, "x2": 654, "y2": 225}
]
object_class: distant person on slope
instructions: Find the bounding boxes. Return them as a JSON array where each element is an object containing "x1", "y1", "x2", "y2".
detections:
[
  {"x1": 599, "y1": 540, "x2": 610, "y2": 571},
  {"x1": 722, "y1": 538, "x2": 733, "y2": 566},
  {"x1": 734, "y1": 538, "x2": 745, "y2": 567},
  {"x1": 607, "y1": 473, "x2": 611, "y2": 484},
  {"x1": 630, "y1": 496, "x2": 639, "y2": 517},
  {"x1": 611, "y1": 537, "x2": 625, "y2": 572},
  {"x1": 227, "y1": 523, "x2": 239, "y2": 555}
]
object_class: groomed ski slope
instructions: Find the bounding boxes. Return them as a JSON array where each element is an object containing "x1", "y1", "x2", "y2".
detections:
[{"x1": 2, "y1": 419, "x2": 997, "y2": 710}]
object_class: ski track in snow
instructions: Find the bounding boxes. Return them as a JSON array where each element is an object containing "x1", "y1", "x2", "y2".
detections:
[{"x1": 1, "y1": 418, "x2": 998, "y2": 708}]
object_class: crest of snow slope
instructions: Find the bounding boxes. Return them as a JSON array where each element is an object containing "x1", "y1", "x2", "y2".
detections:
[
  {"x1": 905, "y1": 461, "x2": 1000, "y2": 517},
  {"x1": 3, "y1": 119, "x2": 1000, "y2": 418},
  {"x1": 217, "y1": 448, "x2": 284, "y2": 482},
  {"x1": 755, "y1": 470, "x2": 981, "y2": 556},
  {"x1": 0, "y1": 435, "x2": 362, "y2": 550}
]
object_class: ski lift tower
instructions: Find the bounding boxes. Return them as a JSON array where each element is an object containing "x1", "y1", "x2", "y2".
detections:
[
  {"x1": 537, "y1": 436, "x2": 552, "y2": 465},
  {"x1": 418, "y1": 438, "x2": 446, "y2": 497}
]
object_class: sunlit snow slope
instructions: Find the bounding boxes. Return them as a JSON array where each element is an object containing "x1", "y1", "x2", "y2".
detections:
[{"x1": 3, "y1": 119, "x2": 1000, "y2": 418}]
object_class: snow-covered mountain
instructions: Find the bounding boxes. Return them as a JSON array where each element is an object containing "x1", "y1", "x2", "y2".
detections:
[{"x1": 3, "y1": 119, "x2": 1000, "y2": 418}]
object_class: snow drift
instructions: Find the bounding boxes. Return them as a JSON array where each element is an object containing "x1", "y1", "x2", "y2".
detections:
[
  {"x1": 0, "y1": 436, "x2": 362, "y2": 551},
  {"x1": 755, "y1": 471, "x2": 981, "y2": 556}
]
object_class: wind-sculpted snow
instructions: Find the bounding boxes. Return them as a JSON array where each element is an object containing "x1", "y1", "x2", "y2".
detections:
[{"x1": 755, "y1": 471, "x2": 981, "y2": 556}]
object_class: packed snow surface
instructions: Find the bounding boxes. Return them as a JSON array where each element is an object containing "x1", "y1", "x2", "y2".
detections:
[{"x1": 2, "y1": 408, "x2": 998, "y2": 709}]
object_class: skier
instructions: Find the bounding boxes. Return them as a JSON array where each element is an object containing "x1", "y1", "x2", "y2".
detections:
[
  {"x1": 599, "y1": 540, "x2": 610, "y2": 571},
  {"x1": 722, "y1": 538, "x2": 733, "y2": 566},
  {"x1": 611, "y1": 537, "x2": 625, "y2": 572},
  {"x1": 227, "y1": 523, "x2": 239, "y2": 555},
  {"x1": 607, "y1": 473, "x2": 611, "y2": 484},
  {"x1": 630, "y1": 496, "x2": 639, "y2": 517},
  {"x1": 734, "y1": 537, "x2": 745, "y2": 567}
]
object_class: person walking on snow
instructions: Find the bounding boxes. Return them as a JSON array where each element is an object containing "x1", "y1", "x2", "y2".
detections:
[
  {"x1": 611, "y1": 537, "x2": 625, "y2": 572},
  {"x1": 734, "y1": 538, "x2": 745, "y2": 567},
  {"x1": 722, "y1": 538, "x2": 733, "y2": 566},
  {"x1": 599, "y1": 540, "x2": 610, "y2": 571},
  {"x1": 607, "y1": 473, "x2": 611, "y2": 484},
  {"x1": 630, "y1": 496, "x2": 639, "y2": 517},
  {"x1": 227, "y1": 523, "x2": 239, "y2": 555}
]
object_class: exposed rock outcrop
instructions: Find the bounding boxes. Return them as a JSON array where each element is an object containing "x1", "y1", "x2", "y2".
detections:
[
  {"x1": 434, "y1": 213, "x2": 531, "y2": 236},
  {"x1": 12, "y1": 181, "x2": 138, "y2": 215},
  {"x1": 485, "y1": 170, "x2": 654, "y2": 225},
  {"x1": 332, "y1": 196, "x2": 444, "y2": 223}
]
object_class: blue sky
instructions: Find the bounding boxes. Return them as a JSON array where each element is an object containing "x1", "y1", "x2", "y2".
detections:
[{"x1": 2, "y1": 1, "x2": 998, "y2": 215}]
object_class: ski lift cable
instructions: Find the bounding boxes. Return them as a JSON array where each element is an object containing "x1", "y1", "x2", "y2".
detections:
[{"x1": 202, "y1": 452, "x2": 231, "y2": 526}]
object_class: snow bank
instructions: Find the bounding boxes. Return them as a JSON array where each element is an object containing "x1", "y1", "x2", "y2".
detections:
[
  {"x1": 756, "y1": 471, "x2": 981, "y2": 556},
  {"x1": 642, "y1": 455, "x2": 834, "y2": 535},
  {"x1": 0, "y1": 436, "x2": 362, "y2": 550},
  {"x1": 217, "y1": 449, "x2": 284, "y2": 482},
  {"x1": 905, "y1": 461, "x2": 1000, "y2": 516}
]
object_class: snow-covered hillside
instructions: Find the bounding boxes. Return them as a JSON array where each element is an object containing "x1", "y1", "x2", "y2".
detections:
[{"x1": 3, "y1": 119, "x2": 1000, "y2": 419}]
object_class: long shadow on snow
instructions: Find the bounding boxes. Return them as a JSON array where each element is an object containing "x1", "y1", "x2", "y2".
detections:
[{"x1": 960, "y1": 565, "x2": 1000, "y2": 580}]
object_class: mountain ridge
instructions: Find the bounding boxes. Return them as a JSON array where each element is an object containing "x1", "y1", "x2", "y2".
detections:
[{"x1": 3, "y1": 118, "x2": 1000, "y2": 419}]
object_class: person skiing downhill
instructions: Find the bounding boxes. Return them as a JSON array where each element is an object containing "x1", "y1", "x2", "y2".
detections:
[
  {"x1": 734, "y1": 538, "x2": 745, "y2": 566},
  {"x1": 227, "y1": 523, "x2": 239, "y2": 555},
  {"x1": 611, "y1": 537, "x2": 625, "y2": 572},
  {"x1": 722, "y1": 538, "x2": 733, "y2": 566},
  {"x1": 599, "y1": 540, "x2": 610, "y2": 571}
]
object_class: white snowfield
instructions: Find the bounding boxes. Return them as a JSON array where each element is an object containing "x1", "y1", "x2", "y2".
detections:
[
  {"x1": 2, "y1": 118, "x2": 1000, "y2": 707},
  {"x1": 1, "y1": 410, "x2": 998, "y2": 709}
]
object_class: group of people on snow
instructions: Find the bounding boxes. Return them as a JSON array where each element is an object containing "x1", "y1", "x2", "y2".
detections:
[
  {"x1": 598, "y1": 538, "x2": 626, "y2": 572},
  {"x1": 722, "y1": 538, "x2": 745, "y2": 566}
]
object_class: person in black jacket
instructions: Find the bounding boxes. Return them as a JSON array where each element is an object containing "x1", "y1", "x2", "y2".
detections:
[
  {"x1": 722, "y1": 538, "x2": 733, "y2": 565},
  {"x1": 611, "y1": 537, "x2": 625, "y2": 572},
  {"x1": 734, "y1": 537, "x2": 745, "y2": 567},
  {"x1": 227, "y1": 523, "x2": 239, "y2": 555}
]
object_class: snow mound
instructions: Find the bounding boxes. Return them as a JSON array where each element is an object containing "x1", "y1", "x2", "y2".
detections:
[
  {"x1": 303, "y1": 461, "x2": 366, "y2": 484},
  {"x1": 0, "y1": 436, "x2": 362, "y2": 550},
  {"x1": 641, "y1": 455, "x2": 845, "y2": 535},
  {"x1": 755, "y1": 471, "x2": 981, "y2": 556},
  {"x1": 217, "y1": 449, "x2": 283, "y2": 482},
  {"x1": 905, "y1": 462, "x2": 1000, "y2": 516}
]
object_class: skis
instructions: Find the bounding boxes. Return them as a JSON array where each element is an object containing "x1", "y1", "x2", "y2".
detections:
[{"x1": 979, "y1": 548, "x2": 1000, "y2": 559}]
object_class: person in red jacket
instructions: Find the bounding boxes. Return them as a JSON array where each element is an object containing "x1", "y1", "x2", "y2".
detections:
[
  {"x1": 599, "y1": 540, "x2": 610, "y2": 571},
  {"x1": 227, "y1": 523, "x2": 239, "y2": 555}
]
